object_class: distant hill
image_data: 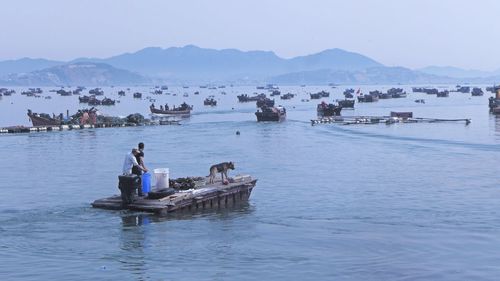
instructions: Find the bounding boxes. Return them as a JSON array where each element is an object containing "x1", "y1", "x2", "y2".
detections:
[
  {"x1": 2, "y1": 45, "x2": 499, "y2": 85},
  {"x1": 269, "y1": 67, "x2": 457, "y2": 85},
  {"x1": 0, "y1": 58, "x2": 63, "y2": 76},
  {"x1": 0, "y1": 62, "x2": 149, "y2": 86},
  {"x1": 71, "y1": 45, "x2": 384, "y2": 81},
  {"x1": 417, "y1": 66, "x2": 500, "y2": 79}
]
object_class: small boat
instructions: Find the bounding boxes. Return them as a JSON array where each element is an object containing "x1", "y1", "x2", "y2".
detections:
[
  {"x1": 337, "y1": 99, "x2": 355, "y2": 108},
  {"x1": 150, "y1": 103, "x2": 193, "y2": 115},
  {"x1": 133, "y1": 92, "x2": 142, "y2": 99},
  {"x1": 343, "y1": 88, "x2": 355, "y2": 98},
  {"x1": 392, "y1": 92, "x2": 407, "y2": 98},
  {"x1": 89, "y1": 88, "x2": 104, "y2": 96},
  {"x1": 437, "y1": 90, "x2": 449, "y2": 97},
  {"x1": 237, "y1": 93, "x2": 266, "y2": 102},
  {"x1": 379, "y1": 93, "x2": 392, "y2": 99},
  {"x1": 270, "y1": 90, "x2": 281, "y2": 96},
  {"x1": 489, "y1": 96, "x2": 500, "y2": 114},
  {"x1": 204, "y1": 97, "x2": 217, "y2": 106},
  {"x1": 471, "y1": 88, "x2": 483, "y2": 96},
  {"x1": 415, "y1": 99, "x2": 425, "y2": 104},
  {"x1": 118, "y1": 90, "x2": 126, "y2": 96},
  {"x1": 317, "y1": 102, "x2": 342, "y2": 117},
  {"x1": 101, "y1": 97, "x2": 116, "y2": 106},
  {"x1": 79, "y1": 95, "x2": 91, "y2": 103},
  {"x1": 455, "y1": 86, "x2": 470, "y2": 93},
  {"x1": 280, "y1": 93, "x2": 295, "y2": 100},
  {"x1": 88, "y1": 97, "x2": 101, "y2": 106},
  {"x1": 57, "y1": 89, "x2": 72, "y2": 96},
  {"x1": 357, "y1": 94, "x2": 378, "y2": 103},
  {"x1": 255, "y1": 106, "x2": 286, "y2": 122},
  {"x1": 27, "y1": 109, "x2": 62, "y2": 126},
  {"x1": 310, "y1": 91, "x2": 330, "y2": 99},
  {"x1": 256, "y1": 98, "x2": 274, "y2": 108}
]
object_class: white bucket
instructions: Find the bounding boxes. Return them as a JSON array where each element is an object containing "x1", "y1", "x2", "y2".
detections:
[{"x1": 154, "y1": 168, "x2": 169, "y2": 189}]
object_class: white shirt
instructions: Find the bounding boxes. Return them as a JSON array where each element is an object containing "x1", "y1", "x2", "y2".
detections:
[{"x1": 122, "y1": 152, "x2": 139, "y2": 175}]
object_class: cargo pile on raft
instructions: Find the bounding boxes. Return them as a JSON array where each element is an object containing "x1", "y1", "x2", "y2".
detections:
[
  {"x1": 92, "y1": 173, "x2": 257, "y2": 215},
  {"x1": 27, "y1": 108, "x2": 158, "y2": 127},
  {"x1": 311, "y1": 111, "x2": 471, "y2": 126}
]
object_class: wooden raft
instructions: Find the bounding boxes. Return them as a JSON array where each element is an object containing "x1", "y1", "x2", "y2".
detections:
[{"x1": 92, "y1": 176, "x2": 257, "y2": 215}]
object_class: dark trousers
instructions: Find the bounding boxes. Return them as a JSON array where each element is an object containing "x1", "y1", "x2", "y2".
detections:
[{"x1": 132, "y1": 169, "x2": 143, "y2": 196}]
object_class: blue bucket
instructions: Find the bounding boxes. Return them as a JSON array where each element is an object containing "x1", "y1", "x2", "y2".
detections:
[{"x1": 142, "y1": 172, "x2": 151, "y2": 194}]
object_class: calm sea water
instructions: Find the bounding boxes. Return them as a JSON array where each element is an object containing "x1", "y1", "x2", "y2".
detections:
[{"x1": 0, "y1": 85, "x2": 499, "y2": 280}]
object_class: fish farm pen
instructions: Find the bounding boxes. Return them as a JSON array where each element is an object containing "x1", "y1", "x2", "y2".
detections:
[
  {"x1": 0, "y1": 120, "x2": 180, "y2": 134},
  {"x1": 311, "y1": 112, "x2": 471, "y2": 126}
]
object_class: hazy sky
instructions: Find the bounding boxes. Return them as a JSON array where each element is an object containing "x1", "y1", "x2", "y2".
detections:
[{"x1": 1, "y1": 0, "x2": 499, "y2": 70}]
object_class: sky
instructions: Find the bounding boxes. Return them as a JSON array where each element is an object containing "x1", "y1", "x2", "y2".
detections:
[{"x1": 1, "y1": 0, "x2": 499, "y2": 70}]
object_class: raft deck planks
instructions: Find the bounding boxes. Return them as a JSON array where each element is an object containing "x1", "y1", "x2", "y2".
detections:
[{"x1": 92, "y1": 177, "x2": 257, "y2": 215}]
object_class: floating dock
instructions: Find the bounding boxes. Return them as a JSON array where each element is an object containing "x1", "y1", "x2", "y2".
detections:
[
  {"x1": 0, "y1": 120, "x2": 180, "y2": 134},
  {"x1": 311, "y1": 115, "x2": 471, "y2": 126},
  {"x1": 92, "y1": 176, "x2": 257, "y2": 215}
]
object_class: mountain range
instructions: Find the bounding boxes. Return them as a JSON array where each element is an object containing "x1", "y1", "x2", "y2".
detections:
[{"x1": 0, "y1": 45, "x2": 499, "y2": 85}]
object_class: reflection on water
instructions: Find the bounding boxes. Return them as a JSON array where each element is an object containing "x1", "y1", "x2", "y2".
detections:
[{"x1": 120, "y1": 202, "x2": 253, "y2": 227}]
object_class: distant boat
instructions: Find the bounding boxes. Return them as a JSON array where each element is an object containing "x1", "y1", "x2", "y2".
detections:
[
  {"x1": 27, "y1": 109, "x2": 62, "y2": 126},
  {"x1": 237, "y1": 93, "x2": 266, "y2": 102},
  {"x1": 150, "y1": 103, "x2": 193, "y2": 115},
  {"x1": 317, "y1": 102, "x2": 342, "y2": 117},
  {"x1": 255, "y1": 106, "x2": 286, "y2": 122},
  {"x1": 204, "y1": 97, "x2": 217, "y2": 106},
  {"x1": 337, "y1": 99, "x2": 355, "y2": 108},
  {"x1": 471, "y1": 88, "x2": 483, "y2": 96},
  {"x1": 436, "y1": 90, "x2": 449, "y2": 97}
]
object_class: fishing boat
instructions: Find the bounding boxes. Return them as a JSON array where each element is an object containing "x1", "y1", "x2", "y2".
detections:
[
  {"x1": 27, "y1": 110, "x2": 62, "y2": 126},
  {"x1": 337, "y1": 99, "x2": 355, "y2": 108},
  {"x1": 89, "y1": 88, "x2": 104, "y2": 96},
  {"x1": 343, "y1": 88, "x2": 355, "y2": 98},
  {"x1": 150, "y1": 103, "x2": 193, "y2": 115},
  {"x1": 270, "y1": 90, "x2": 281, "y2": 96},
  {"x1": 256, "y1": 98, "x2": 274, "y2": 108},
  {"x1": 317, "y1": 101, "x2": 342, "y2": 117},
  {"x1": 471, "y1": 88, "x2": 483, "y2": 96},
  {"x1": 237, "y1": 93, "x2": 266, "y2": 102},
  {"x1": 204, "y1": 97, "x2": 217, "y2": 106},
  {"x1": 357, "y1": 94, "x2": 379, "y2": 102},
  {"x1": 255, "y1": 106, "x2": 286, "y2": 122},
  {"x1": 133, "y1": 92, "x2": 142, "y2": 98},
  {"x1": 310, "y1": 91, "x2": 330, "y2": 99},
  {"x1": 437, "y1": 90, "x2": 449, "y2": 97},
  {"x1": 280, "y1": 93, "x2": 295, "y2": 100}
]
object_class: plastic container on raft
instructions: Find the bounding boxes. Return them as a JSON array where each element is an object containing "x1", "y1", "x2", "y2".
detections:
[
  {"x1": 142, "y1": 172, "x2": 151, "y2": 194},
  {"x1": 154, "y1": 168, "x2": 169, "y2": 189}
]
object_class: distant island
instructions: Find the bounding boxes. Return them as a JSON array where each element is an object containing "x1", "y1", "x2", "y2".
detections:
[{"x1": 1, "y1": 45, "x2": 499, "y2": 86}]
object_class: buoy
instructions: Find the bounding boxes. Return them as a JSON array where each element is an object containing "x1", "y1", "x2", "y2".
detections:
[{"x1": 236, "y1": 131, "x2": 240, "y2": 135}]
